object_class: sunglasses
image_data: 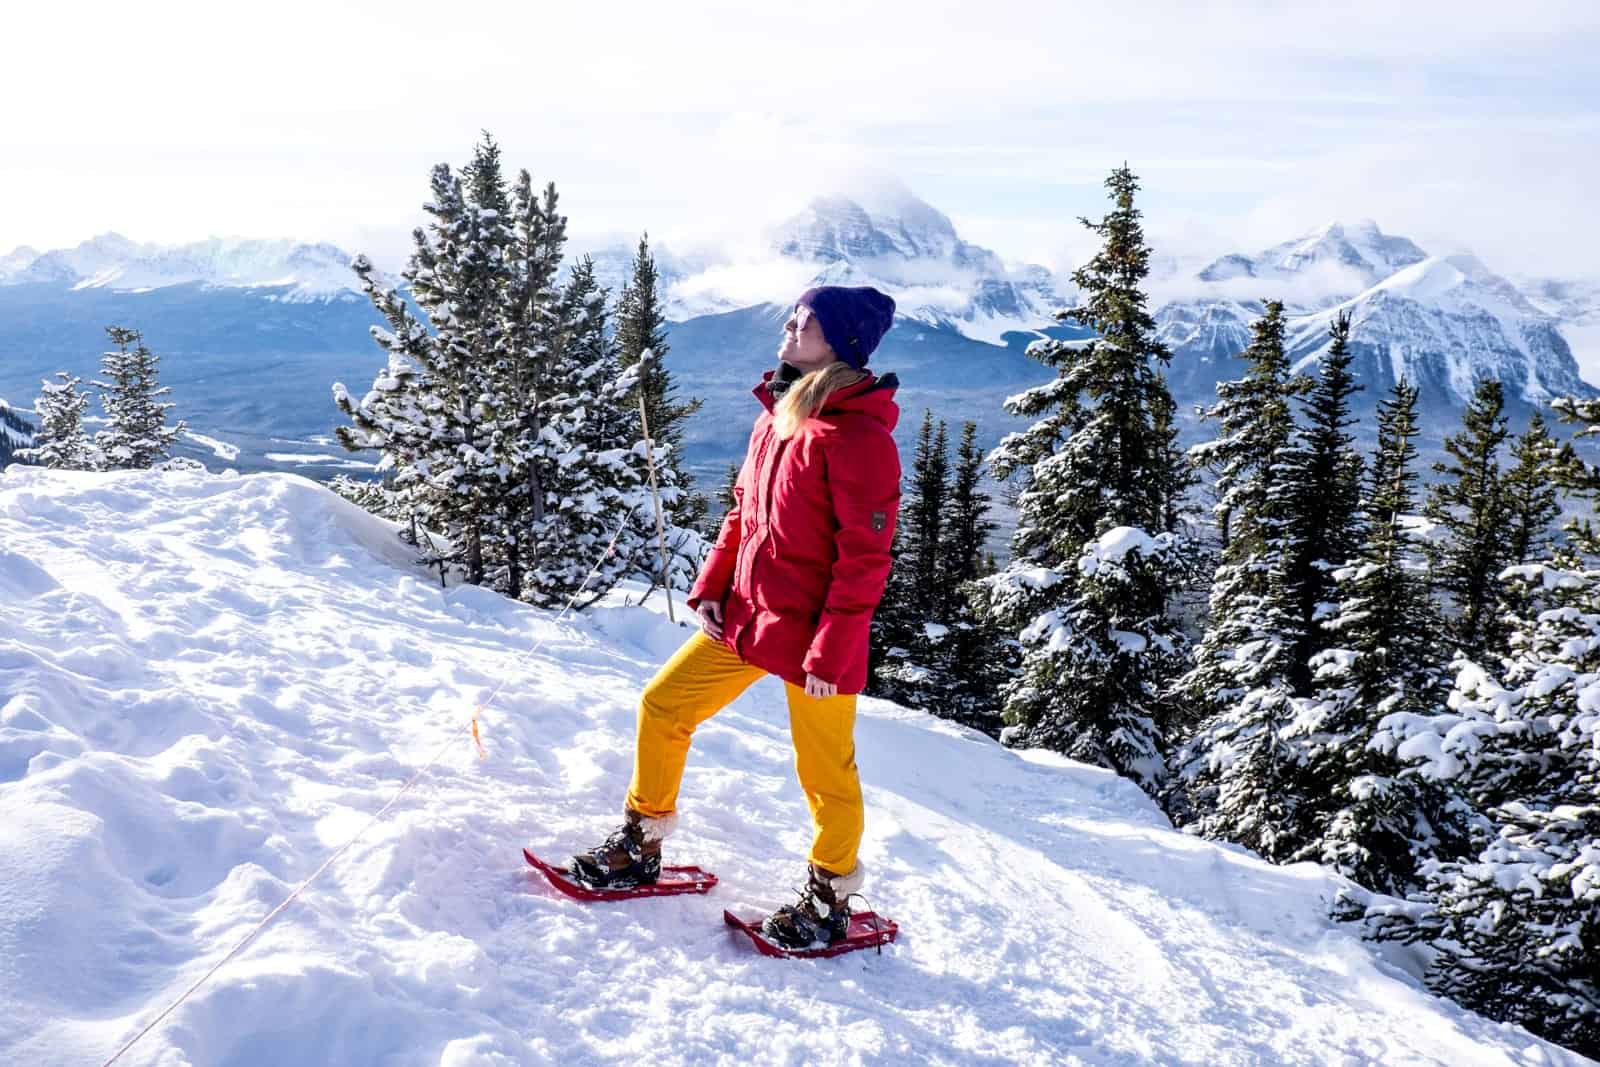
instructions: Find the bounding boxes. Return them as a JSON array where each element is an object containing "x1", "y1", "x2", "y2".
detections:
[{"x1": 789, "y1": 304, "x2": 814, "y2": 332}]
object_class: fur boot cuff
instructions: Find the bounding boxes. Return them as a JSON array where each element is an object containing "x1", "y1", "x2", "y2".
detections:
[
  {"x1": 817, "y1": 860, "x2": 866, "y2": 899},
  {"x1": 627, "y1": 808, "x2": 678, "y2": 843}
]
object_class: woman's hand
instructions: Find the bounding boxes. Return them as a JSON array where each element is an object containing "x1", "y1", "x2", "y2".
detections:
[
  {"x1": 696, "y1": 599, "x2": 724, "y2": 639},
  {"x1": 803, "y1": 673, "x2": 838, "y2": 699}
]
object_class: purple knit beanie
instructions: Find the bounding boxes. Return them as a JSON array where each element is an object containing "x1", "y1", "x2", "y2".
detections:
[{"x1": 795, "y1": 285, "x2": 897, "y2": 370}]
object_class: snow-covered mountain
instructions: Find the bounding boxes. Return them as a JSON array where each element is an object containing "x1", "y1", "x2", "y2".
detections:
[
  {"x1": 1157, "y1": 221, "x2": 1595, "y2": 412},
  {"x1": 597, "y1": 181, "x2": 1073, "y2": 346},
  {"x1": 1517, "y1": 274, "x2": 1600, "y2": 383},
  {"x1": 2, "y1": 464, "x2": 1590, "y2": 1066},
  {"x1": 1195, "y1": 219, "x2": 1429, "y2": 300},
  {"x1": 0, "y1": 232, "x2": 359, "y2": 302},
  {"x1": 762, "y1": 190, "x2": 1068, "y2": 344},
  {"x1": 1285, "y1": 253, "x2": 1590, "y2": 404}
]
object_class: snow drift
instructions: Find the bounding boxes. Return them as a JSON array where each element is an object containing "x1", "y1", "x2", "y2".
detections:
[{"x1": 0, "y1": 466, "x2": 1589, "y2": 1066}]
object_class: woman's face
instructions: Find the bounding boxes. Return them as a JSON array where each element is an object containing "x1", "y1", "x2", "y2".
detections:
[{"x1": 778, "y1": 303, "x2": 838, "y2": 372}]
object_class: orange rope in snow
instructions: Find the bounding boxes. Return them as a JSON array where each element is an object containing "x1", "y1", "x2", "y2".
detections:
[{"x1": 101, "y1": 514, "x2": 634, "y2": 1067}]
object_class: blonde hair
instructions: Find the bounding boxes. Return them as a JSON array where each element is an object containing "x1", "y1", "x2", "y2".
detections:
[{"x1": 774, "y1": 361, "x2": 869, "y2": 440}]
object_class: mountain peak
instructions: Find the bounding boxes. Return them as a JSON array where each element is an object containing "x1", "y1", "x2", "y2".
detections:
[
  {"x1": 1188, "y1": 219, "x2": 1431, "y2": 304},
  {"x1": 0, "y1": 233, "x2": 358, "y2": 299}
]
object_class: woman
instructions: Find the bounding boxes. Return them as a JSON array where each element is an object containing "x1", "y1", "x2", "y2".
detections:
[{"x1": 570, "y1": 284, "x2": 901, "y2": 948}]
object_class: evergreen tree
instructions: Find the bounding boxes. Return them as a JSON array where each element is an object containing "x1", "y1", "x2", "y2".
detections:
[
  {"x1": 975, "y1": 165, "x2": 1190, "y2": 791},
  {"x1": 1425, "y1": 377, "x2": 1513, "y2": 662},
  {"x1": 716, "y1": 461, "x2": 740, "y2": 515},
  {"x1": 940, "y1": 421, "x2": 1012, "y2": 735},
  {"x1": 1497, "y1": 412, "x2": 1563, "y2": 628},
  {"x1": 18, "y1": 372, "x2": 95, "y2": 469},
  {"x1": 872, "y1": 410, "x2": 951, "y2": 705},
  {"x1": 1360, "y1": 395, "x2": 1600, "y2": 1052},
  {"x1": 92, "y1": 326, "x2": 185, "y2": 469},
  {"x1": 398, "y1": 140, "x2": 514, "y2": 584},
  {"x1": 335, "y1": 133, "x2": 694, "y2": 606},
  {"x1": 1280, "y1": 310, "x2": 1366, "y2": 686},
  {"x1": 871, "y1": 417, "x2": 1010, "y2": 734},
  {"x1": 1178, "y1": 301, "x2": 1310, "y2": 703},
  {"x1": 335, "y1": 257, "x2": 452, "y2": 575},
  {"x1": 1165, "y1": 301, "x2": 1314, "y2": 850},
  {"x1": 905, "y1": 410, "x2": 949, "y2": 618},
  {"x1": 615, "y1": 233, "x2": 705, "y2": 530},
  {"x1": 0, "y1": 399, "x2": 39, "y2": 468},
  {"x1": 1149, "y1": 366, "x2": 1197, "y2": 539},
  {"x1": 1289, "y1": 379, "x2": 1468, "y2": 894},
  {"x1": 944, "y1": 422, "x2": 998, "y2": 616}
]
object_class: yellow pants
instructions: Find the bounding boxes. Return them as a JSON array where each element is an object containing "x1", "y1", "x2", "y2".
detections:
[{"x1": 625, "y1": 630, "x2": 864, "y2": 876}]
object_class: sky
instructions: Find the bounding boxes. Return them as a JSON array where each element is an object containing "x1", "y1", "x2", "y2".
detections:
[{"x1": 4, "y1": 0, "x2": 1599, "y2": 280}]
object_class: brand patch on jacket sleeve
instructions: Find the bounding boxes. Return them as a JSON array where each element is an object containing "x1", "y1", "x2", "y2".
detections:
[{"x1": 870, "y1": 510, "x2": 887, "y2": 531}]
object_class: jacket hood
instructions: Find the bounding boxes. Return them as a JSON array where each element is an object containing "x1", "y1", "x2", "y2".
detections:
[{"x1": 754, "y1": 366, "x2": 900, "y2": 433}]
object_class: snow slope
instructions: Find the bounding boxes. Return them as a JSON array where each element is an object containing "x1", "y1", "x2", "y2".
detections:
[{"x1": 0, "y1": 466, "x2": 1590, "y2": 1067}]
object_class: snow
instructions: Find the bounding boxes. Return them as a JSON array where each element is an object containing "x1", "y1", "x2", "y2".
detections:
[
  {"x1": 264, "y1": 452, "x2": 376, "y2": 470},
  {"x1": 0, "y1": 465, "x2": 1589, "y2": 1067},
  {"x1": 185, "y1": 431, "x2": 240, "y2": 462}
]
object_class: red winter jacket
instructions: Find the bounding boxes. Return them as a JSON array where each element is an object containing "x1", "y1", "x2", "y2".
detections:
[{"x1": 686, "y1": 368, "x2": 902, "y2": 695}]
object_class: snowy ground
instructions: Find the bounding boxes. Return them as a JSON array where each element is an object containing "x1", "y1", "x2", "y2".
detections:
[{"x1": 0, "y1": 465, "x2": 1592, "y2": 1067}]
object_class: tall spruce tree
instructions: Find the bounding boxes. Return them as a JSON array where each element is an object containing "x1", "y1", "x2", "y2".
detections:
[
  {"x1": 1280, "y1": 310, "x2": 1365, "y2": 687},
  {"x1": 944, "y1": 422, "x2": 997, "y2": 616},
  {"x1": 939, "y1": 421, "x2": 1012, "y2": 735},
  {"x1": 716, "y1": 461, "x2": 740, "y2": 516},
  {"x1": 92, "y1": 326, "x2": 185, "y2": 469},
  {"x1": 615, "y1": 232, "x2": 705, "y2": 530},
  {"x1": 18, "y1": 372, "x2": 95, "y2": 469},
  {"x1": 335, "y1": 257, "x2": 451, "y2": 573},
  {"x1": 975, "y1": 165, "x2": 1189, "y2": 791},
  {"x1": 906, "y1": 410, "x2": 949, "y2": 619},
  {"x1": 1288, "y1": 378, "x2": 1468, "y2": 894},
  {"x1": 1165, "y1": 300, "x2": 1313, "y2": 850},
  {"x1": 501, "y1": 177, "x2": 670, "y2": 605},
  {"x1": 872, "y1": 410, "x2": 951, "y2": 705},
  {"x1": 1178, "y1": 301, "x2": 1310, "y2": 704},
  {"x1": 1497, "y1": 411, "x2": 1563, "y2": 628},
  {"x1": 397, "y1": 141, "x2": 514, "y2": 584},
  {"x1": 1425, "y1": 377, "x2": 1513, "y2": 662}
]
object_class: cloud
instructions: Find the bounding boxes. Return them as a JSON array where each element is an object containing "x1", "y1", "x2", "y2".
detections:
[{"x1": 3, "y1": 1, "x2": 1596, "y2": 286}]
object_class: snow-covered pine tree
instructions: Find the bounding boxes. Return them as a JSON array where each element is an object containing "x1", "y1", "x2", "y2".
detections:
[
  {"x1": 715, "y1": 461, "x2": 740, "y2": 516},
  {"x1": 18, "y1": 372, "x2": 95, "y2": 469},
  {"x1": 0, "y1": 399, "x2": 38, "y2": 468},
  {"x1": 525, "y1": 239, "x2": 663, "y2": 606},
  {"x1": 1165, "y1": 300, "x2": 1314, "y2": 852},
  {"x1": 396, "y1": 144, "x2": 515, "y2": 585},
  {"x1": 902, "y1": 410, "x2": 948, "y2": 620},
  {"x1": 938, "y1": 421, "x2": 1013, "y2": 736},
  {"x1": 92, "y1": 326, "x2": 185, "y2": 469},
  {"x1": 1280, "y1": 310, "x2": 1365, "y2": 688},
  {"x1": 494, "y1": 168, "x2": 614, "y2": 604},
  {"x1": 974, "y1": 165, "x2": 1189, "y2": 791},
  {"x1": 334, "y1": 255, "x2": 452, "y2": 573},
  {"x1": 872, "y1": 410, "x2": 953, "y2": 708},
  {"x1": 1497, "y1": 411, "x2": 1563, "y2": 629},
  {"x1": 945, "y1": 422, "x2": 997, "y2": 610},
  {"x1": 615, "y1": 233, "x2": 705, "y2": 531},
  {"x1": 1356, "y1": 396, "x2": 1600, "y2": 1053},
  {"x1": 1425, "y1": 377, "x2": 1513, "y2": 662},
  {"x1": 1289, "y1": 378, "x2": 1470, "y2": 894}
]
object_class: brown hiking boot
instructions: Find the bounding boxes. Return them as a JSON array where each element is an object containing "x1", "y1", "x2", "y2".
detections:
[
  {"x1": 568, "y1": 809, "x2": 673, "y2": 889},
  {"x1": 761, "y1": 862, "x2": 863, "y2": 948}
]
